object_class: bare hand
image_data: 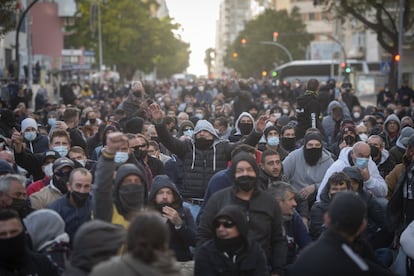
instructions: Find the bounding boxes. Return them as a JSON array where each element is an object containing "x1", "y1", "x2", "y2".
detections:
[
  {"x1": 11, "y1": 128, "x2": 24, "y2": 153},
  {"x1": 162, "y1": 206, "x2": 183, "y2": 226},
  {"x1": 148, "y1": 103, "x2": 164, "y2": 122},
  {"x1": 55, "y1": 121, "x2": 68, "y2": 131},
  {"x1": 104, "y1": 132, "x2": 128, "y2": 154},
  {"x1": 359, "y1": 166, "x2": 370, "y2": 181},
  {"x1": 255, "y1": 114, "x2": 269, "y2": 133},
  {"x1": 300, "y1": 184, "x2": 315, "y2": 199}
]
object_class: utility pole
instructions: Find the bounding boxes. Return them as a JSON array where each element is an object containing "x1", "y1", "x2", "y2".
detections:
[{"x1": 397, "y1": 0, "x2": 403, "y2": 88}]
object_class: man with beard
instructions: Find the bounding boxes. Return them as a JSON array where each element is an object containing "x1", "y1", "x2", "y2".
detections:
[
  {"x1": 0, "y1": 209, "x2": 59, "y2": 276},
  {"x1": 283, "y1": 132, "x2": 334, "y2": 219},
  {"x1": 148, "y1": 174, "x2": 196, "y2": 263},
  {"x1": 317, "y1": 142, "x2": 387, "y2": 202},
  {"x1": 30, "y1": 157, "x2": 74, "y2": 209},
  {"x1": 197, "y1": 152, "x2": 287, "y2": 276},
  {"x1": 47, "y1": 168, "x2": 93, "y2": 242},
  {"x1": 149, "y1": 103, "x2": 266, "y2": 220}
]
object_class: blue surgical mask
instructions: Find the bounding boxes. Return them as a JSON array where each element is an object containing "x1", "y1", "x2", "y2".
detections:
[
  {"x1": 355, "y1": 157, "x2": 369, "y2": 169},
  {"x1": 114, "y1": 152, "x2": 129, "y2": 164},
  {"x1": 24, "y1": 131, "x2": 37, "y2": 141},
  {"x1": 195, "y1": 113, "x2": 203, "y2": 120},
  {"x1": 48, "y1": 118, "x2": 56, "y2": 126},
  {"x1": 183, "y1": 130, "x2": 194, "y2": 137},
  {"x1": 267, "y1": 136, "x2": 280, "y2": 146},
  {"x1": 53, "y1": 146, "x2": 68, "y2": 157}
]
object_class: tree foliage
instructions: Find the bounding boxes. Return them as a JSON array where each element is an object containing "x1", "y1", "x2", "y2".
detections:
[
  {"x1": 0, "y1": 0, "x2": 18, "y2": 35},
  {"x1": 318, "y1": 0, "x2": 414, "y2": 90},
  {"x1": 224, "y1": 8, "x2": 312, "y2": 78},
  {"x1": 67, "y1": 0, "x2": 190, "y2": 79}
]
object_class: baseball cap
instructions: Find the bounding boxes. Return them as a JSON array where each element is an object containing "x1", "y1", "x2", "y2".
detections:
[
  {"x1": 42, "y1": 150, "x2": 60, "y2": 165},
  {"x1": 53, "y1": 157, "x2": 75, "y2": 173}
]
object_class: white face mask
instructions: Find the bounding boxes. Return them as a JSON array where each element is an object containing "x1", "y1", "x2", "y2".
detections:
[
  {"x1": 114, "y1": 152, "x2": 129, "y2": 164},
  {"x1": 77, "y1": 159, "x2": 86, "y2": 167},
  {"x1": 53, "y1": 146, "x2": 68, "y2": 157},
  {"x1": 183, "y1": 130, "x2": 194, "y2": 137},
  {"x1": 43, "y1": 163, "x2": 53, "y2": 178},
  {"x1": 353, "y1": 112, "x2": 361, "y2": 119},
  {"x1": 359, "y1": 133, "x2": 368, "y2": 142}
]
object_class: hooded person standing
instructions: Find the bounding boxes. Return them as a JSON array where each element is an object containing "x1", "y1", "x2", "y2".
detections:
[
  {"x1": 197, "y1": 152, "x2": 287, "y2": 276},
  {"x1": 195, "y1": 205, "x2": 269, "y2": 276},
  {"x1": 148, "y1": 174, "x2": 196, "y2": 262},
  {"x1": 228, "y1": 112, "x2": 255, "y2": 142},
  {"x1": 149, "y1": 103, "x2": 266, "y2": 220},
  {"x1": 93, "y1": 132, "x2": 147, "y2": 227}
]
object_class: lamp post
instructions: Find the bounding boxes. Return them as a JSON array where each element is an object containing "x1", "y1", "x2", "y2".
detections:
[
  {"x1": 91, "y1": 0, "x2": 104, "y2": 84},
  {"x1": 259, "y1": 41, "x2": 293, "y2": 62},
  {"x1": 15, "y1": 0, "x2": 39, "y2": 81}
]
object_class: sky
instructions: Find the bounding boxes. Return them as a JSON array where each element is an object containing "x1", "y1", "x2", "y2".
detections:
[{"x1": 165, "y1": 0, "x2": 221, "y2": 77}]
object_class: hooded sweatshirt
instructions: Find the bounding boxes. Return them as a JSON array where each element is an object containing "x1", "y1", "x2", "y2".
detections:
[
  {"x1": 381, "y1": 114, "x2": 401, "y2": 150},
  {"x1": 321, "y1": 100, "x2": 351, "y2": 146},
  {"x1": 229, "y1": 112, "x2": 255, "y2": 142},
  {"x1": 148, "y1": 175, "x2": 196, "y2": 261},
  {"x1": 63, "y1": 220, "x2": 126, "y2": 276}
]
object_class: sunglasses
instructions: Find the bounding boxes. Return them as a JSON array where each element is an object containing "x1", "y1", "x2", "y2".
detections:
[
  {"x1": 54, "y1": 170, "x2": 71, "y2": 178},
  {"x1": 134, "y1": 144, "x2": 148, "y2": 150},
  {"x1": 213, "y1": 219, "x2": 235, "y2": 229}
]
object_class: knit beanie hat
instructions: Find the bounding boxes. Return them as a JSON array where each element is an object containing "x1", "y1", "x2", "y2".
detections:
[
  {"x1": 304, "y1": 132, "x2": 322, "y2": 145},
  {"x1": 125, "y1": 116, "x2": 144, "y2": 134},
  {"x1": 21, "y1": 118, "x2": 38, "y2": 132},
  {"x1": 264, "y1": 125, "x2": 280, "y2": 139},
  {"x1": 230, "y1": 152, "x2": 259, "y2": 180}
]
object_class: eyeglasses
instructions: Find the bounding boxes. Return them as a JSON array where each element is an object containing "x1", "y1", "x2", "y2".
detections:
[{"x1": 213, "y1": 219, "x2": 235, "y2": 229}]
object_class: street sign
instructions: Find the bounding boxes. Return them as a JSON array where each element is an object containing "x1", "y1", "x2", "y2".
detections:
[{"x1": 380, "y1": 61, "x2": 391, "y2": 74}]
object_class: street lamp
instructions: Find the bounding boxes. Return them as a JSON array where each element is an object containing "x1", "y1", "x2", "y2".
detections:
[{"x1": 259, "y1": 41, "x2": 293, "y2": 62}]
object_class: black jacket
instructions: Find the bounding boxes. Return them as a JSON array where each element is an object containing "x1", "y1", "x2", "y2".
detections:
[
  {"x1": 155, "y1": 122, "x2": 262, "y2": 199},
  {"x1": 295, "y1": 92, "x2": 321, "y2": 140},
  {"x1": 197, "y1": 187, "x2": 287, "y2": 275},
  {"x1": 288, "y1": 229, "x2": 394, "y2": 276},
  {"x1": 148, "y1": 175, "x2": 196, "y2": 261}
]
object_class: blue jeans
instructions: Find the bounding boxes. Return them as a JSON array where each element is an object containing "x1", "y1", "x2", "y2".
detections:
[{"x1": 183, "y1": 202, "x2": 200, "y2": 222}]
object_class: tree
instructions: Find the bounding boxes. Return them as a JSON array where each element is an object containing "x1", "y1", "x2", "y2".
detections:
[
  {"x1": 0, "y1": 0, "x2": 18, "y2": 35},
  {"x1": 67, "y1": 0, "x2": 189, "y2": 80},
  {"x1": 224, "y1": 8, "x2": 312, "y2": 78},
  {"x1": 317, "y1": 0, "x2": 414, "y2": 92}
]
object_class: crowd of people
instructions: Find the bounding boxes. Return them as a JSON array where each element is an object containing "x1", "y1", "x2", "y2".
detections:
[{"x1": 0, "y1": 76, "x2": 414, "y2": 275}]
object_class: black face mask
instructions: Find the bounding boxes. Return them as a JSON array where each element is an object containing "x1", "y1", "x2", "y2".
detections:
[
  {"x1": 215, "y1": 236, "x2": 244, "y2": 254},
  {"x1": 71, "y1": 191, "x2": 89, "y2": 207},
  {"x1": 117, "y1": 184, "x2": 145, "y2": 215},
  {"x1": 53, "y1": 175, "x2": 69, "y2": 194},
  {"x1": 281, "y1": 137, "x2": 296, "y2": 151},
  {"x1": 0, "y1": 231, "x2": 27, "y2": 268},
  {"x1": 134, "y1": 149, "x2": 148, "y2": 160},
  {"x1": 238, "y1": 123, "x2": 253, "y2": 135},
  {"x1": 10, "y1": 198, "x2": 30, "y2": 218},
  {"x1": 370, "y1": 145, "x2": 380, "y2": 160},
  {"x1": 344, "y1": 135, "x2": 355, "y2": 146},
  {"x1": 89, "y1": 118, "x2": 96, "y2": 124},
  {"x1": 303, "y1": 147, "x2": 322, "y2": 166},
  {"x1": 235, "y1": 175, "x2": 257, "y2": 192},
  {"x1": 195, "y1": 137, "x2": 214, "y2": 150}
]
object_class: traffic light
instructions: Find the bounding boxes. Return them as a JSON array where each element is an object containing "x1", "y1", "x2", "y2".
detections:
[
  {"x1": 232, "y1": 52, "x2": 238, "y2": 59},
  {"x1": 394, "y1": 54, "x2": 400, "y2": 62},
  {"x1": 273, "y1": 32, "x2": 279, "y2": 42},
  {"x1": 241, "y1": 38, "x2": 247, "y2": 46},
  {"x1": 345, "y1": 66, "x2": 351, "y2": 73},
  {"x1": 340, "y1": 62, "x2": 346, "y2": 69},
  {"x1": 271, "y1": 70, "x2": 278, "y2": 77},
  {"x1": 262, "y1": 70, "x2": 267, "y2": 77}
]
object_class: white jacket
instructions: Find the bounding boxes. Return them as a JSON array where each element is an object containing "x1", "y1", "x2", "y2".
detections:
[{"x1": 316, "y1": 146, "x2": 387, "y2": 201}]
